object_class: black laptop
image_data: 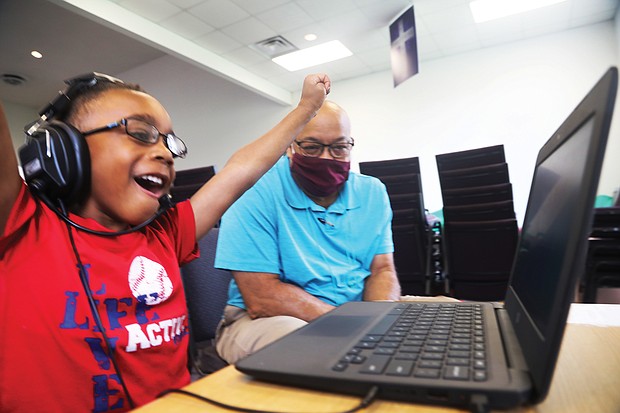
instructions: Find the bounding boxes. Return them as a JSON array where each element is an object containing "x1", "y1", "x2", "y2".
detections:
[{"x1": 235, "y1": 67, "x2": 618, "y2": 411}]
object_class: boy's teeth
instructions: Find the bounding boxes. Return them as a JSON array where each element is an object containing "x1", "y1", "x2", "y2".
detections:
[{"x1": 142, "y1": 175, "x2": 163, "y2": 185}]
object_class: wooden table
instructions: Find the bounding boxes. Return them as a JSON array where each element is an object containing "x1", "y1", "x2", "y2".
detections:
[{"x1": 134, "y1": 305, "x2": 620, "y2": 413}]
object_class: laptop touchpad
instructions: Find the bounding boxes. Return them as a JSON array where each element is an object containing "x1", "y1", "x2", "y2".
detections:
[{"x1": 299, "y1": 315, "x2": 370, "y2": 337}]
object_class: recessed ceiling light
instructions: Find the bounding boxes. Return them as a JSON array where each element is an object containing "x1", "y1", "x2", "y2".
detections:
[
  {"x1": 31, "y1": 50, "x2": 43, "y2": 59},
  {"x1": 304, "y1": 33, "x2": 317, "y2": 41},
  {"x1": 272, "y1": 40, "x2": 352, "y2": 72},
  {"x1": 470, "y1": 0, "x2": 568, "y2": 23}
]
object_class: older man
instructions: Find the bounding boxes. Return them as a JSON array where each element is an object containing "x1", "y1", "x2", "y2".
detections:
[{"x1": 214, "y1": 101, "x2": 401, "y2": 364}]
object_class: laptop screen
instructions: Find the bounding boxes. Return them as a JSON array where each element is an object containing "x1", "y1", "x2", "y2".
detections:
[
  {"x1": 510, "y1": 116, "x2": 595, "y2": 334},
  {"x1": 504, "y1": 67, "x2": 617, "y2": 401}
]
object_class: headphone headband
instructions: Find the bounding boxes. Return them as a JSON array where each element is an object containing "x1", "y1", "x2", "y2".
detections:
[
  {"x1": 27, "y1": 72, "x2": 125, "y2": 136},
  {"x1": 20, "y1": 72, "x2": 125, "y2": 207}
]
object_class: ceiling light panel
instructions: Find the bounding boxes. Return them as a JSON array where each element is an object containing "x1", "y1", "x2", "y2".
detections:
[
  {"x1": 272, "y1": 40, "x2": 353, "y2": 71},
  {"x1": 470, "y1": 0, "x2": 569, "y2": 23}
]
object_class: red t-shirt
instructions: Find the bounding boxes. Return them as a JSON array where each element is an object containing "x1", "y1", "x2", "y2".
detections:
[{"x1": 0, "y1": 183, "x2": 199, "y2": 412}]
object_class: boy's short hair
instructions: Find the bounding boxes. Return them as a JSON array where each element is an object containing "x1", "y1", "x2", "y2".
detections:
[{"x1": 62, "y1": 79, "x2": 145, "y2": 127}]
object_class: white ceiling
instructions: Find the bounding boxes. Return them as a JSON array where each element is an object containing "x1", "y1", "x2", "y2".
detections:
[{"x1": 0, "y1": 0, "x2": 618, "y2": 108}]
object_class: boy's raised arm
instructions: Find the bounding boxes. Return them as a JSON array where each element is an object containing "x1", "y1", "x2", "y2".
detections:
[
  {"x1": 0, "y1": 103, "x2": 23, "y2": 234},
  {"x1": 190, "y1": 73, "x2": 331, "y2": 240}
]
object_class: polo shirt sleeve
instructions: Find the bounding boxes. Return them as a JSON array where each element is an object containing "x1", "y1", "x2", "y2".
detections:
[
  {"x1": 215, "y1": 179, "x2": 280, "y2": 274},
  {"x1": 368, "y1": 177, "x2": 394, "y2": 256}
]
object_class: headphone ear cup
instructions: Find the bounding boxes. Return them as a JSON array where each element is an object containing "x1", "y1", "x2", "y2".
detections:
[{"x1": 19, "y1": 121, "x2": 91, "y2": 206}]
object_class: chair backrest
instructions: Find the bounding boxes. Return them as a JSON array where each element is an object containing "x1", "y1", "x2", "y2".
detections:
[
  {"x1": 359, "y1": 156, "x2": 420, "y2": 177},
  {"x1": 436, "y1": 144, "x2": 505, "y2": 173},
  {"x1": 441, "y1": 183, "x2": 514, "y2": 207},
  {"x1": 442, "y1": 219, "x2": 518, "y2": 301},
  {"x1": 171, "y1": 165, "x2": 216, "y2": 203},
  {"x1": 438, "y1": 162, "x2": 510, "y2": 190},
  {"x1": 392, "y1": 224, "x2": 428, "y2": 274},
  {"x1": 181, "y1": 228, "x2": 232, "y2": 343},
  {"x1": 443, "y1": 200, "x2": 516, "y2": 222},
  {"x1": 582, "y1": 207, "x2": 620, "y2": 302},
  {"x1": 443, "y1": 219, "x2": 518, "y2": 279},
  {"x1": 358, "y1": 156, "x2": 431, "y2": 295},
  {"x1": 379, "y1": 173, "x2": 423, "y2": 195}
]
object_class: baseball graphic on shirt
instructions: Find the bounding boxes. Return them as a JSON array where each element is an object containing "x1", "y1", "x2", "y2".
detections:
[{"x1": 128, "y1": 256, "x2": 173, "y2": 305}]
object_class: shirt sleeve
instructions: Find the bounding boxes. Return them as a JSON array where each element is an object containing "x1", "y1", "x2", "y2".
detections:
[
  {"x1": 376, "y1": 181, "x2": 395, "y2": 255},
  {"x1": 0, "y1": 182, "x2": 38, "y2": 254},
  {"x1": 215, "y1": 180, "x2": 281, "y2": 274},
  {"x1": 360, "y1": 176, "x2": 394, "y2": 257},
  {"x1": 152, "y1": 199, "x2": 199, "y2": 267}
]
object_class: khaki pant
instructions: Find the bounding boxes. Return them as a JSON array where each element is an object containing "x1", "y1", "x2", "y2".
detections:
[{"x1": 215, "y1": 305, "x2": 307, "y2": 364}]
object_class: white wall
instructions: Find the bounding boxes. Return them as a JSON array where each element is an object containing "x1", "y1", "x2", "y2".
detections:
[
  {"x1": 3, "y1": 101, "x2": 37, "y2": 156},
  {"x1": 327, "y1": 22, "x2": 619, "y2": 221},
  {"x1": 120, "y1": 21, "x2": 619, "y2": 223},
  {"x1": 117, "y1": 60, "x2": 292, "y2": 173}
]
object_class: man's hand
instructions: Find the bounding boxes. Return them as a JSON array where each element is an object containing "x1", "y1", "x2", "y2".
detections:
[{"x1": 298, "y1": 73, "x2": 331, "y2": 116}]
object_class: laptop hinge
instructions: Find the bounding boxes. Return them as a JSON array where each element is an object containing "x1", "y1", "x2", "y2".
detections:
[{"x1": 495, "y1": 306, "x2": 528, "y2": 371}]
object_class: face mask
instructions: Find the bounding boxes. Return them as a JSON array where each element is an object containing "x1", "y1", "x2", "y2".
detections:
[{"x1": 290, "y1": 152, "x2": 350, "y2": 197}]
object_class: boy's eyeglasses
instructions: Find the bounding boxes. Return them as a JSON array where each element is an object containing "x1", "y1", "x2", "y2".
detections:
[
  {"x1": 81, "y1": 118, "x2": 188, "y2": 158},
  {"x1": 294, "y1": 138, "x2": 354, "y2": 159}
]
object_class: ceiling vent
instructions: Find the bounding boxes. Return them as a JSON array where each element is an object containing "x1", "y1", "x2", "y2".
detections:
[
  {"x1": 251, "y1": 36, "x2": 298, "y2": 58},
  {"x1": 1, "y1": 73, "x2": 27, "y2": 86}
]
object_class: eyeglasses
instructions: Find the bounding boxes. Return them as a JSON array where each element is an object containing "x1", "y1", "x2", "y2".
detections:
[
  {"x1": 81, "y1": 118, "x2": 188, "y2": 158},
  {"x1": 294, "y1": 138, "x2": 354, "y2": 159}
]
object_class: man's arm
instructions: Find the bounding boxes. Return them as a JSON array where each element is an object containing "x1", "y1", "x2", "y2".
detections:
[
  {"x1": 190, "y1": 74, "x2": 330, "y2": 240},
  {"x1": 234, "y1": 271, "x2": 336, "y2": 322},
  {"x1": 363, "y1": 253, "x2": 401, "y2": 301},
  {"x1": 0, "y1": 103, "x2": 23, "y2": 235}
]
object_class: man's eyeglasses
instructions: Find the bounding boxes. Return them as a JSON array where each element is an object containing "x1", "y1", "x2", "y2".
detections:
[
  {"x1": 294, "y1": 138, "x2": 354, "y2": 159},
  {"x1": 81, "y1": 118, "x2": 188, "y2": 158}
]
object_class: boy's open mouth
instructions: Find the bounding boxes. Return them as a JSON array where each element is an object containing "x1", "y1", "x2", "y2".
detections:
[{"x1": 135, "y1": 174, "x2": 166, "y2": 195}]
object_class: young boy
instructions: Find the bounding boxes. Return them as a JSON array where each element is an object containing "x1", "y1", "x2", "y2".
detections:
[{"x1": 0, "y1": 72, "x2": 330, "y2": 412}]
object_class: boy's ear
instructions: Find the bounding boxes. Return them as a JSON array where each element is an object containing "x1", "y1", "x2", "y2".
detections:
[{"x1": 18, "y1": 120, "x2": 90, "y2": 207}]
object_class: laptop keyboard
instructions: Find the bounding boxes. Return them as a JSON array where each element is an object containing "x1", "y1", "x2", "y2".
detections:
[{"x1": 332, "y1": 303, "x2": 488, "y2": 382}]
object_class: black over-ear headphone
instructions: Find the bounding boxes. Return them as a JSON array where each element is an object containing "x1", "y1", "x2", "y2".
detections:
[{"x1": 18, "y1": 72, "x2": 173, "y2": 236}]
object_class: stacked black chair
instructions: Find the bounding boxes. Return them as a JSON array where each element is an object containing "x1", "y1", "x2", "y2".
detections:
[
  {"x1": 582, "y1": 207, "x2": 620, "y2": 302},
  {"x1": 171, "y1": 165, "x2": 216, "y2": 203},
  {"x1": 436, "y1": 145, "x2": 518, "y2": 301},
  {"x1": 359, "y1": 157, "x2": 431, "y2": 295}
]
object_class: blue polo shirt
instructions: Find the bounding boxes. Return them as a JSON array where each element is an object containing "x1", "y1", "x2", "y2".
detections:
[{"x1": 215, "y1": 156, "x2": 393, "y2": 309}]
